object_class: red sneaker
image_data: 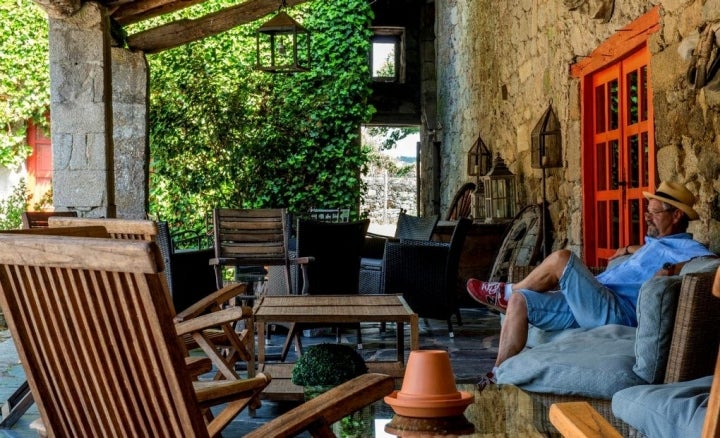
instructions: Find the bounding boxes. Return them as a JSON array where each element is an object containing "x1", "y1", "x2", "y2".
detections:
[{"x1": 466, "y1": 278, "x2": 508, "y2": 312}]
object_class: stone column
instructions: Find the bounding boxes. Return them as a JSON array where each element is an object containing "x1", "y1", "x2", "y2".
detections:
[
  {"x1": 49, "y1": 2, "x2": 115, "y2": 217},
  {"x1": 112, "y1": 48, "x2": 149, "y2": 219}
]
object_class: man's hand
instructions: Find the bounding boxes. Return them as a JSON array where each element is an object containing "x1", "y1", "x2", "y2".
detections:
[{"x1": 608, "y1": 246, "x2": 630, "y2": 261}]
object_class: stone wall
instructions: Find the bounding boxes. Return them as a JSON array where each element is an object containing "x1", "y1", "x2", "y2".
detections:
[
  {"x1": 434, "y1": 0, "x2": 720, "y2": 253},
  {"x1": 361, "y1": 169, "x2": 417, "y2": 225}
]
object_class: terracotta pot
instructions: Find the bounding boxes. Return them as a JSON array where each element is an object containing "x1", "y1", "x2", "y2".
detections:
[{"x1": 384, "y1": 350, "x2": 474, "y2": 418}]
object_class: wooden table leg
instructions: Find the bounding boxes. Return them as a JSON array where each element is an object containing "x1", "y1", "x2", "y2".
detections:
[
  {"x1": 409, "y1": 314, "x2": 419, "y2": 351},
  {"x1": 257, "y1": 320, "x2": 266, "y2": 365},
  {"x1": 396, "y1": 322, "x2": 404, "y2": 363}
]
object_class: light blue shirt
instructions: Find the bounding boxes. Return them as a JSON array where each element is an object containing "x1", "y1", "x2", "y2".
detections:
[{"x1": 596, "y1": 233, "x2": 715, "y2": 309}]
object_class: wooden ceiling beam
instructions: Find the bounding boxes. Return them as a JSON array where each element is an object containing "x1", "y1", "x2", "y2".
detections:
[
  {"x1": 126, "y1": 0, "x2": 309, "y2": 54},
  {"x1": 113, "y1": 0, "x2": 205, "y2": 26}
]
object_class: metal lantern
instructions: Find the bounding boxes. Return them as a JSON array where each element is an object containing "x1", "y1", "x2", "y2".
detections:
[
  {"x1": 482, "y1": 154, "x2": 517, "y2": 223},
  {"x1": 256, "y1": 9, "x2": 311, "y2": 73},
  {"x1": 531, "y1": 103, "x2": 562, "y2": 257},
  {"x1": 468, "y1": 135, "x2": 491, "y2": 220},
  {"x1": 531, "y1": 103, "x2": 562, "y2": 169},
  {"x1": 467, "y1": 135, "x2": 491, "y2": 178}
]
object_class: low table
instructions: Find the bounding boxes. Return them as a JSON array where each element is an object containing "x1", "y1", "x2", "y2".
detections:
[
  {"x1": 381, "y1": 384, "x2": 553, "y2": 437},
  {"x1": 253, "y1": 294, "x2": 419, "y2": 401}
]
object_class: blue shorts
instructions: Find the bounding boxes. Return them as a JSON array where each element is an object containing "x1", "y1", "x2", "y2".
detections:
[{"x1": 516, "y1": 254, "x2": 634, "y2": 331}]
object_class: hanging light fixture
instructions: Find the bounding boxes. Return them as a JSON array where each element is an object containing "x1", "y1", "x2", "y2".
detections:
[
  {"x1": 531, "y1": 101, "x2": 562, "y2": 257},
  {"x1": 482, "y1": 154, "x2": 517, "y2": 223},
  {"x1": 255, "y1": 1, "x2": 311, "y2": 73},
  {"x1": 467, "y1": 135, "x2": 492, "y2": 220}
]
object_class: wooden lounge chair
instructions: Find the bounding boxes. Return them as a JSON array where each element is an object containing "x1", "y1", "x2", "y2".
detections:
[
  {"x1": 20, "y1": 210, "x2": 77, "y2": 229},
  {"x1": 48, "y1": 216, "x2": 254, "y2": 382},
  {"x1": 0, "y1": 234, "x2": 394, "y2": 437}
]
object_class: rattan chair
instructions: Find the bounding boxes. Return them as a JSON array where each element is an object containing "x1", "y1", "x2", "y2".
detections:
[
  {"x1": 382, "y1": 217, "x2": 471, "y2": 337},
  {"x1": 510, "y1": 265, "x2": 720, "y2": 436},
  {"x1": 360, "y1": 210, "x2": 439, "y2": 295}
]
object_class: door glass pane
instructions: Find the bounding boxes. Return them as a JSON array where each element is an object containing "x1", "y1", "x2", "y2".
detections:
[
  {"x1": 609, "y1": 79, "x2": 619, "y2": 130},
  {"x1": 641, "y1": 132, "x2": 649, "y2": 187},
  {"x1": 597, "y1": 142, "x2": 607, "y2": 190},
  {"x1": 627, "y1": 70, "x2": 639, "y2": 125},
  {"x1": 598, "y1": 201, "x2": 607, "y2": 248},
  {"x1": 595, "y1": 84, "x2": 606, "y2": 134},
  {"x1": 640, "y1": 65, "x2": 648, "y2": 122},
  {"x1": 610, "y1": 139, "x2": 619, "y2": 189},
  {"x1": 628, "y1": 134, "x2": 639, "y2": 188},
  {"x1": 611, "y1": 200, "x2": 619, "y2": 249},
  {"x1": 629, "y1": 199, "x2": 640, "y2": 245}
]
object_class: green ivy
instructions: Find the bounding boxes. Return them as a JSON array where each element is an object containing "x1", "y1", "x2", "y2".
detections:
[
  {"x1": 0, "y1": 0, "x2": 49, "y2": 166},
  {"x1": 0, "y1": 179, "x2": 29, "y2": 230},
  {"x1": 147, "y1": 0, "x2": 375, "y2": 232}
]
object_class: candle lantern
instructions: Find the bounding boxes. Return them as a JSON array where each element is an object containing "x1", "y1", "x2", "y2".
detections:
[
  {"x1": 482, "y1": 154, "x2": 517, "y2": 223},
  {"x1": 467, "y1": 136, "x2": 491, "y2": 220},
  {"x1": 531, "y1": 102, "x2": 562, "y2": 256},
  {"x1": 255, "y1": 4, "x2": 311, "y2": 73}
]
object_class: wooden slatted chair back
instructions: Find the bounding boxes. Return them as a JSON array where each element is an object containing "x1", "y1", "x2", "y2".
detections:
[
  {"x1": 48, "y1": 216, "x2": 158, "y2": 241},
  {"x1": 21, "y1": 211, "x2": 78, "y2": 229},
  {"x1": 213, "y1": 208, "x2": 287, "y2": 261},
  {"x1": 0, "y1": 235, "x2": 209, "y2": 437}
]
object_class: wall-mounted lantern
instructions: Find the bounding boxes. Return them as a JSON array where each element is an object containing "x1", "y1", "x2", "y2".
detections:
[
  {"x1": 482, "y1": 154, "x2": 517, "y2": 223},
  {"x1": 531, "y1": 102, "x2": 562, "y2": 257},
  {"x1": 255, "y1": 4, "x2": 311, "y2": 73},
  {"x1": 468, "y1": 135, "x2": 491, "y2": 220}
]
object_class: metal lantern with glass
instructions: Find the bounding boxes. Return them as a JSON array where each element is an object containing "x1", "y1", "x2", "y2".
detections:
[
  {"x1": 482, "y1": 154, "x2": 517, "y2": 223},
  {"x1": 255, "y1": 2, "x2": 311, "y2": 73},
  {"x1": 467, "y1": 135, "x2": 491, "y2": 221},
  {"x1": 531, "y1": 103, "x2": 562, "y2": 257}
]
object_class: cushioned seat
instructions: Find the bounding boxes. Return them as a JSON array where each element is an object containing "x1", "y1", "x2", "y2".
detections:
[{"x1": 612, "y1": 375, "x2": 712, "y2": 438}]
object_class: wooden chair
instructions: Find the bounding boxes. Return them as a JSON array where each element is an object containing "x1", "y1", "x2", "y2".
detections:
[
  {"x1": 0, "y1": 233, "x2": 393, "y2": 437},
  {"x1": 445, "y1": 182, "x2": 476, "y2": 220},
  {"x1": 21, "y1": 210, "x2": 77, "y2": 228},
  {"x1": 48, "y1": 216, "x2": 254, "y2": 383}
]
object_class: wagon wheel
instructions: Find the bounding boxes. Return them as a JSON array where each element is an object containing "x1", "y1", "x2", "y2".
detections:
[{"x1": 488, "y1": 204, "x2": 548, "y2": 282}]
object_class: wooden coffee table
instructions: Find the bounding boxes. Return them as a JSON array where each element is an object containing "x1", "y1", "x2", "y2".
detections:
[{"x1": 253, "y1": 294, "x2": 419, "y2": 401}]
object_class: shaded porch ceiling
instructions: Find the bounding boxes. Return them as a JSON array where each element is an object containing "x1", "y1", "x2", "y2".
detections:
[{"x1": 34, "y1": 0, "x2": 312, "y2": 53}]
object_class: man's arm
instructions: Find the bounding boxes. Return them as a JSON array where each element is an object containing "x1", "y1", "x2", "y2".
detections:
[{"x1": 608, "y1": 244, "x2": 641, "y2": 261}]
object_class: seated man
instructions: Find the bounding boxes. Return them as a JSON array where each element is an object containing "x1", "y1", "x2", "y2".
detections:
[{"x1": 466, "y1": 181, "x2": 715, "y2": 387}]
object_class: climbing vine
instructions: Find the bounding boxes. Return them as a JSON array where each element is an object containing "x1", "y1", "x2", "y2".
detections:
[
  {"x1": 0, "y1": 0, "x2": 49, "y2": 166},
  {"x1": 145, "y1": 0, "x2": 375, "y2": 232}
]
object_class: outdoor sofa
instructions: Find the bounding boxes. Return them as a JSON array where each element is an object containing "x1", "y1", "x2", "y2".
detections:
[{"x1": 498, "y1": 255, "x2": 720, "y2": 436}]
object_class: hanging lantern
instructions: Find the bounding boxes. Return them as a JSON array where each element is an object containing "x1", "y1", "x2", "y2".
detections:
[
  {"x1": 255, "y1": 6, "x2": 311, "y2": 73},
  {"x1": 482, "y1": 154, "x2": 517, "y2": 223},
  {"x1": 531, "y1": 103, "x2": 562, "y2": 169},
  {"x1": 467, "y1": 135, "x2": 491, "y2": 221},
  {"x1": 467, "y1": 135, "x2": 491, "y2": 178}
]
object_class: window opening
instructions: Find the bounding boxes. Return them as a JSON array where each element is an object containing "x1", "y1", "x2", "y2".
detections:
[{"x1": 370, "y1": 27, "x2": 404, "y2": 83}]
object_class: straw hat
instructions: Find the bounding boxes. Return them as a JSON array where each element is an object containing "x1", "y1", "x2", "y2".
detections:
[{"x1": 643, "y1": 181, "x2": 700, "y2": 220}]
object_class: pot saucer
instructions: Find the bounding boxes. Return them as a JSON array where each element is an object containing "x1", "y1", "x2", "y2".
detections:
[{"x1": 384, "y1": 390, "x2": 474, "y2": 418}]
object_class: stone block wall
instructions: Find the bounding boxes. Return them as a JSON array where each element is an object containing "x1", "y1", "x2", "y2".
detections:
[
  {"x1": 434, "y1": 0, "x2": 720, "y2": 253},
  {"x1": 361, "y1": 169, "x2": 417, "y2": 225}
]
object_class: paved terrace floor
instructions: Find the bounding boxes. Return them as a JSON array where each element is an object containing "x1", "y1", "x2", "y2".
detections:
[{"x1": 0, "y1": 307, "x2": 501, "y2": 437}]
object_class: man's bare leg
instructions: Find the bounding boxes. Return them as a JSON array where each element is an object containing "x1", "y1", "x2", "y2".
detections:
[
  {"x1": 512, "y1": 249, "x2": 572, "y2": 293},
  {"x1": 496, "y1": 293, "x2": 529, "y2": 366}
]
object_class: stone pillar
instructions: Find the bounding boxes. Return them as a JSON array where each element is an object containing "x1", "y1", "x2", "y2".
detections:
[
  {"x1": 49, "y1": 2, "x2": 115, "y2": 217},
  {"x1": 112, "y1": 48, "x2": 149, "y2": 219}
]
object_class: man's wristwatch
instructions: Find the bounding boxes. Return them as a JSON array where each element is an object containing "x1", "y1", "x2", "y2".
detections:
[{"x1": 662, "y1": 262, "x2": 675, "y2": 275}]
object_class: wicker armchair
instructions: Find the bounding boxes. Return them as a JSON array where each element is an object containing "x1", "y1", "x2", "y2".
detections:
[
  {"x1": 359, "y1": 211, "x2": 439, "y2": 295},
  {"x1": 509, "y1": 264, "x2": 720, "y2": 436},
  {"x1": 382, "y1": 218, "x2": 471, "y2": 337}
]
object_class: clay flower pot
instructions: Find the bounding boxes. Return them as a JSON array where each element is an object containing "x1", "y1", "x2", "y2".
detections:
[{"x1": 385, "y1": 350, "x2": 474, "y2": 418}]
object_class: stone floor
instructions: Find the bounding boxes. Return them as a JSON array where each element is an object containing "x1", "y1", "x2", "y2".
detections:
[{"x1": 0, "y1": 307, "x2": 501, "y2": 437}]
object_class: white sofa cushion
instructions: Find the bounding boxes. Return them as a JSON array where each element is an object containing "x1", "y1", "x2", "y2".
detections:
[
  {"x1": 612, "y1": 375, "x2": 711, "y2": 438},
  {"x1": 496, "y1": 324, "x2": 645, "y2": 399}
]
